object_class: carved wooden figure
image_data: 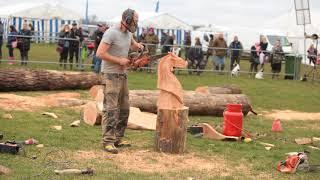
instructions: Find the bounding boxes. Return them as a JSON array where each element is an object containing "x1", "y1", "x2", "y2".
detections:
[{"x1": 155, "y1": 53, "x2": 189, "y2": 154}]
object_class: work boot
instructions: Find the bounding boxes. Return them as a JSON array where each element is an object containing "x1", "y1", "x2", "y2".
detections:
[
  {"x1": 103, "y1": 144, "x2": 118, "y2": 154},
  {"x1": 115, "y1": 140, "x2": 131, "y2": 148}
]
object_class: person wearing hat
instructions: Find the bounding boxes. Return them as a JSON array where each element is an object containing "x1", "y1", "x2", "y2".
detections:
[
  {"x1": 92, "y1": 23, "x2": 108, "y2": 73},
  {"x1": 138, "y1": 28, "x2": 147, "y2": 43},
  {"x1": 68, "y1": 21, "x2": 83, "y2": 70},
  {"x1": 96, "y1": 8, "x2": 143, "y2": 154},
  {"x1": 145, "y1": 27, "x2": 159, "y2": 72},
  {"x1": 145, "y1": 27, "x2": 159, "y2": 55}
]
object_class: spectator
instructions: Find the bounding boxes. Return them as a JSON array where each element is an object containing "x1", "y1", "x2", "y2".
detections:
[
  {"x1": 58, "y1": 25, "x2": 71, "y2": 69},
  {"x1": 213, "y1": 33, "x2": 227, "y2": 72},
  {"x1": 0, "y1": 21, "x2": 3, "y2": 61},
  {"x1": 7, "y1": 25, "x2": 18, "y2": 65},
  {"x1": 162, "y1": 34, "x2": 175, "y2": 53},
  {"x1": 29, "y1": 23, "x2": 35, "y2": 35},
  {"x1": 145, "y1": 27, "x2": 159, "y2": 72},
  {"x1": 17, "y1": 23, "x2": 32, "y2": 66},
  {"x1": 69, "y1": 21, "x2": 84, "y2": 70},
  {"x1": 145, "y1": 27, "x2": 159, "y2": 55},
  {"x1": 184, "y1": 32, "x2": 191, "y2": 59},
  {"x1": 138, "y1": 28, "x2": 147, "y2": 43},
  {"x1": 160, "y1": 30, "x2": 168, "y2": 45},
  {"x1": 92, "y1": 24, "x2": 108, "y2": 73},
  {"x1": 270, "y1": 40, "x2": 284, "y2": 79},
  {"x1": 187, "y1": 37, "x2": 204, "y2": 75},
  {"x1": 207, "y1": 34, "x2": 214, "y2": 61},
  {"x1": 249, "y1": 42, "x2": 260, "y2": 77},
  {"x1": 229, "y1": 35, "x2": 243, "y2": 70},
  {"x1": 307, "y1": 44, "x2": 317, "y2": 65},
  {"x1": 259, "y1": 36, "x2": 268, "y2": 69}
]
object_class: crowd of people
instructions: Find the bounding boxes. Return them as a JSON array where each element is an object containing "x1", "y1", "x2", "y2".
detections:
[
  {"x1": 183, "y1": 32, "x2": 287, "y2": 78},
  {"x1": 57, "y1": 22, "x2": 84, "y2": 70},
  {"x1": 0, "y1": 21, "x2": 33, "y2": 66},
  {"x1": 0, "y1": 20, "x2": 301, "y2": 79}
]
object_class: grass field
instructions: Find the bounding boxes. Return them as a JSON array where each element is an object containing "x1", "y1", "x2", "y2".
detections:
[{"x1": 1, "y1": 43, "x2": 320, "y2": 179}]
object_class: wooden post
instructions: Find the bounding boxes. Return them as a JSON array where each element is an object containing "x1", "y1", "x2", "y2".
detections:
[{"x1": 155, "y1": 107, "x2": 189, "y2": 154}]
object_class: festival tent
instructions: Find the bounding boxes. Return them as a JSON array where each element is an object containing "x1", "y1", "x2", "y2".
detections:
[
  {"x1": 263, "y1": 9, "x2": 320, "y2": 61},
  {"x1": 107, "y1": 12, "x2": 193, "y2": 45},
  {"x1": 0, "y1": 2, "x2": 81, "y2": 42}
]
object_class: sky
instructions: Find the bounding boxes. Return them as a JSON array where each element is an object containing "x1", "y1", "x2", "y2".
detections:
[{"x1": 0, "y1": 0, "x2": 320, "y2": 28}]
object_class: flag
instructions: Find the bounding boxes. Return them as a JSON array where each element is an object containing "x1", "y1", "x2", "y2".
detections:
[
  {"x1": 155, "y1": 0, "x2": 159, "y2": 13},
  {"x1": 85, "y1": 0, "x2": 89, "y2": 24}
]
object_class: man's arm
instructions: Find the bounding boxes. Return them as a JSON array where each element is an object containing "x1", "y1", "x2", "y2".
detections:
[
  {"x1": 96, "y1": 42, "x2": 130, "y2": 66},
  {"x1": 131, "y1": 36, "x2": 143, "y2": 51}
]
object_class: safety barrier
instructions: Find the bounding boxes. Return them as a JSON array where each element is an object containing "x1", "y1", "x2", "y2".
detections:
[{"x1": 0, "y1": 35, "x2": 319, "y2": 82}]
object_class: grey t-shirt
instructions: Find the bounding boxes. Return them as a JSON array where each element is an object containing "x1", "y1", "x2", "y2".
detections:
[{"x1": 101, "y1": 26, "x2": 132, "y2": 73}]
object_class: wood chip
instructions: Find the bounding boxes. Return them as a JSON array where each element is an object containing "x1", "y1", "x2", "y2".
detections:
[
  {"x1": 36, "y1": 144, "x2": 44, "y2": 148},
  {"x1": 265, "y1": 147, "x2": 272, "y2": 151},
  {"x1": 52, "y1": 126, "x2": 62, "y2": 131},
  {"x1": 308, "y1": 146, "x2": 320, "y2": 150},
  {"x1": 259, "y1": 142, "x2": 275, "y2": 147},
  {"x1": 42, "y1": 112, "x2": 58, "y2": 119},
  {"x1": 2, "y1": 114, "x2": 13, "y2": 119},
  {"x1": 0, "y1": 165, "x2": 11, "y2": 175},
  {"x1": 313, "y1": 137, "x2": 320, "y2": 141},
  {"x1": 70, "y1": 120, "x2": 80, "y2": 127},
  {"x1": 295, "y1": 138, "x2": 312, "y2": 145}
]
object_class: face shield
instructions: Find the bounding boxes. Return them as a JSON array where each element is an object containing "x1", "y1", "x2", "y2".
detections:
[{"x1": 127, "y1": 20, "x2": 138, "y2": 33}]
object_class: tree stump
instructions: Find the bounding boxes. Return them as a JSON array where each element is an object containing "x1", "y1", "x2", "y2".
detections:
[{"x1": 155, "y1": 107, "x2": 189, "y2": 154}]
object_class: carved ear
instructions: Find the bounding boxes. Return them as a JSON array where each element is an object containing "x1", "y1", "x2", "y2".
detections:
[{"x1": 171, "y1": 55, "x2": 187, "y2": 68}]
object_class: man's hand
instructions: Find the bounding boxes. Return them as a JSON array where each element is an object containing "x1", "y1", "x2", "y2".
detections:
[
  {"x1": 119, "y1": 57, "x2": 131, "y2": 66},
  {"x1": 137, "y1": 43, "x2": 144, "y2": 50}
]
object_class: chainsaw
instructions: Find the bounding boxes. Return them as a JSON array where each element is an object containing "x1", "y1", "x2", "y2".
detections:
[{"x1": 129, "y1": 45, "x2": 167, "y2": 69}]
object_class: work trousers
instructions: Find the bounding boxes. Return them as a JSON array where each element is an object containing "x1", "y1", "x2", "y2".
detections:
[{"x1": 101, "y1": 73, "x2": 130, "y2": 145}]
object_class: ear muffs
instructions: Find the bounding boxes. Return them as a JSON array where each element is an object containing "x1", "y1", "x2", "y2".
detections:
[{"x1": 125, "y1": 9, "x2": 135, "y2": 25}]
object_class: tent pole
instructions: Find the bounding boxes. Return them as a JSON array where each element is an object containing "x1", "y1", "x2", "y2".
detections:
[{"x1": 303, "y1": 23, "x2": 306, "y2": 64}]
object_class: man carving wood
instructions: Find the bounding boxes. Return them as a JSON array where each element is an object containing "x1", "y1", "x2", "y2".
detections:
[{"x1": 96, "y1": 9, "x2": 143, "y2": 154}]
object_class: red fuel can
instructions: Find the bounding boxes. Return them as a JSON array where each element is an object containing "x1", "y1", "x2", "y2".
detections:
[{"x1": 223, "y1": 104, "x2": 243, "y2": 137}]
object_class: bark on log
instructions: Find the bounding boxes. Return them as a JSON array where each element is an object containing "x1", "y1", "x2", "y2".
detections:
[
  {"x1": 0, "y1": 68, "x2": 101, "y2": 91},
  {"x1": 129, "y1": 90, "x2": 251, "y2": 116},
  {"x1": 195, "y1": 84, "x2": 242, "y2": 94},
  {"x1": 155, "y1": 107, "x2": 189, "y2": 153}
]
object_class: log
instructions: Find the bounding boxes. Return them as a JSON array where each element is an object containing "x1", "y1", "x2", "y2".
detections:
[
  {"x1": 88, "y1": 86, "x2": 251, "y2": 116},
  {"x1": 82, "y1": 101, "x2": 102, "y2": 126},
  {"x1": 0, "y1": 68, "x2": 101, "y2": 91},
  {"x1": 195, "y1": 84, "x2": 242, "y2": 94},
  {"x1": 155, "y1": 107, "x2": 189, "y2": 153},
  {"x1": 129, "y1": 90, "x2": 251, "y2": 116},
  {"x1": 82, "y1": 104, "x2": 157, "y2": 131}
]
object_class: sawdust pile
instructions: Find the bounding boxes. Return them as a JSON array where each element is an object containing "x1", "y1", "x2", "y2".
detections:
[
  {"x1": 0, "y1": 93, "x2": 85, "y2": 111},
  {"x1": 263, "y1": 110, "x2": 320, "y2": 121},
  {"x1": 73, "y1": 150, "x2": 250, "y2": 176}
]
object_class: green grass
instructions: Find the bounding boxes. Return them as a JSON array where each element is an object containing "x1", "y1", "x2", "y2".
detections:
[{"x1": 1, "y1": 43, "x2": 320, "y2": 179}]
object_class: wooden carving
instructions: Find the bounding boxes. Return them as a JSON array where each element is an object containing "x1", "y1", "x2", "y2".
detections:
[
  {"x1": 155, "y1": 53, "x2": 189, "y2": 154},
  {"x1": 157, "y1": 52, "x2": 188, "y2": 109}
]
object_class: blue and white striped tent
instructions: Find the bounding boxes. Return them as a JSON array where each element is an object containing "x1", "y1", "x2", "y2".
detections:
[
  {"x1": 107, "y1": 12, "x2": 193, "y2": 45},
  {"x1": 0, "y1": 3, "x2": 81, "y2": 42}
]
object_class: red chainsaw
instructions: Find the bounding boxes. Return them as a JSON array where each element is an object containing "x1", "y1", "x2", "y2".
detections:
[{"x1": 129, "y1": 45, "x2": 167, "y2": 69}]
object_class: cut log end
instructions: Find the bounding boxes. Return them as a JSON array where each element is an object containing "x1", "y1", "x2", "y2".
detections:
[
  {"x1": 82, "y1": 102, "x2": 101, "y2": 126},
  {"x1": 155, "y1": 107, "x2": 189, "y2": 154}
]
